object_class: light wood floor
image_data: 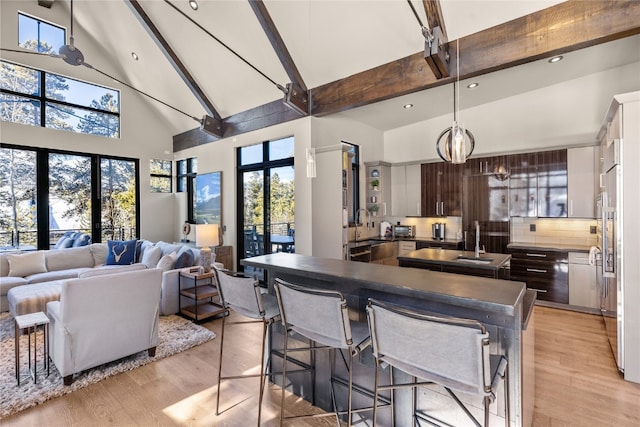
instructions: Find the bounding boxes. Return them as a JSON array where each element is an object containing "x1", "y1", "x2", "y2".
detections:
[{"x1": 2, "y1": 306, "x2": 639, "y2": 426}]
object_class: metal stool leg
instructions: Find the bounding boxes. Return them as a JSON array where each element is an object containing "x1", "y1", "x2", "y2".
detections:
[
  {"x1": 215, "y1": 312, "x2": 227, "y2": 416},
  {"x1": 279, "y1": 329, "x2": 289, "y2": 426},
  {"x1": 257, "y1": 321, "x2": 268, "y2": 426}
]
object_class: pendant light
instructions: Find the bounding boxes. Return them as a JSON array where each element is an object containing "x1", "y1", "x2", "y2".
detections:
[{"x1": 436, "y1": 40, "x2": 475, "y2": 164}]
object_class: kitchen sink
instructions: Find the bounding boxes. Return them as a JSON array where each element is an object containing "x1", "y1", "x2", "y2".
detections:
[{"x1": 455, "y1": 256, "x2": 494, "y2": 264}]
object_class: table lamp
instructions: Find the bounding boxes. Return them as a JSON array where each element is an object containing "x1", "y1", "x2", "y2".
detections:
[{"x1": 196, "y1": 224, "x2": 218, "y2": 273}]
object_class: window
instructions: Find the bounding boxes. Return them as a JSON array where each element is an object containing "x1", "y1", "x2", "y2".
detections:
[
  {"x1": 0, "y1": 60, "x2": 120, "y2": 138},
  {"x1": 237, "y1": 137, "x2": 295, "y2": 275},
  {"x1": 0, "y1": 144, "x2": 139, "y2": 249},
  {"x1": 18, "y1": 13, "x2": 65, "y2": 54},
  {"x1": 150, "y1": 159, "x2": 172, "y2": 193},
  {"x1": 344, "y1": 142, "x2": 360, "y2": 223},
  {"x1": 176, "y1": 157, "x2": 197, "y2": 222}
]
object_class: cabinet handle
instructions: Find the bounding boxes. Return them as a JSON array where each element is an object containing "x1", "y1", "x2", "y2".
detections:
[
  {"x1": 526, "y1": 253, "x2": 547, "y2": 258},
  {"x1": 527, "y1": 268, "x2": 547, "y2": 273},
  {"x1": 530, "y1": 288, "x2": 548, "y2": 293}
]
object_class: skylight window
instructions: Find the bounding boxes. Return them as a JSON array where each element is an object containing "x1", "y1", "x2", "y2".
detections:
[{"x1": 18, "y1": 13, "x2": 65, "y2": 54}]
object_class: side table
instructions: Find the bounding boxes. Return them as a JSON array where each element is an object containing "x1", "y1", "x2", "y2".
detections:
[
  {"x1": 15, "y1": 311, "x2": 50, "y2": 385},
  {"x1": 179, "y1": 269, "x2": 226, "y2": 323}
]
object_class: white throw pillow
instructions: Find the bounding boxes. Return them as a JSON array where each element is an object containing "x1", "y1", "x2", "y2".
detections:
[
  {"x1": 141, "y1": 245, "x2": 162, "y2": 269},
  {"x1": 8, "y1": 251, "x2": 47, "y2": 277},
  {"x1": 156, "y1": 251, "x2": 177, "y2": 272}
]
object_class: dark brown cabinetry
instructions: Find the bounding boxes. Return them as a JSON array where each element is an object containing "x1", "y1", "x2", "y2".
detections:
[
  {"x1": 507, "y1": 247, "x2": 568, "y2": 303},
  {"x1": 416, "y1": 240, "x2": 463, "y2": 250},
  {"x1": 421, "y1": 162, "x2": 463, "y2": 216}
]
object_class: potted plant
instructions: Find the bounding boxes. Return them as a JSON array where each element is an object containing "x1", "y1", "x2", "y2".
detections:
[
  {"x1": 370, "y1": 204, "x2": 379, "y2": 216},
  {"x1": 371, "y1": 179, "x2": 379, "y2": 191}
]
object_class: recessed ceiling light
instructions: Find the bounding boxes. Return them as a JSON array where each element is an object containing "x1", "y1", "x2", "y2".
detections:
[
  {"x1": 131, "y1": 52, "x2": 139, "y2": 61},
  {"x1": 467, "y1": 82, "x2": 479, "y2": 89},
  {"x1": 403, "y1": 103, "x2": 414, "y2": 109},
  {"x1": 548, "y1": 55, "x2": 563, "y2": 63},
  {"x1": 189, "y1": 0, "x2": 198, "y2": 10}
]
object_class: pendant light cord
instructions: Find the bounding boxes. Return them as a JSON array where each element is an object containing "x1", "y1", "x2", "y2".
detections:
[{"x1": 455, "y1": 39, "x2": 460, "y2": 123}]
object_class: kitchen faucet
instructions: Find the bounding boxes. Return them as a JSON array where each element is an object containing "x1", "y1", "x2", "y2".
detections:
[{"x1": 355, "y1": 208, "x2": 371, "y2": 241}]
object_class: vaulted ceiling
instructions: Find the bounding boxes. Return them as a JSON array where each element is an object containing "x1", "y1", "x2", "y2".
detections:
[{"x1": 2, "y1": 1, "x2": 639, "y2": 151}]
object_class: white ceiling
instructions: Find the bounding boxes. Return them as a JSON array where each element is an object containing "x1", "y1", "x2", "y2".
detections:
[{"x1": 1, "y1": 0, "x2": 637, "y2": 136}]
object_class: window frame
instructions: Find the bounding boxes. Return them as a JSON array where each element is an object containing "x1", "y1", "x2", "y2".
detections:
[
  {"x1": 176, "y1": 158, "x2": 197, "y2": 223},
  {"x1": 1, "y1": 60, "x2": 121, "y2": 138},
  {"x1": 150, "y1": 159, "x2": 172, "y2": 193}
]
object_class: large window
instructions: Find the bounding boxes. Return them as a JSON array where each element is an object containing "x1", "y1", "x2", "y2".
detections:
[
  {"x1": 238, "y1": 137, "x2": 295, "y2": 275},
  {"x1": 150, "y1": 159, "x2": 172, "y2": 193},
  {"x1": 0, "y1": 60, "x2": 120, "y2": 138},
  {"x1": 18, "y1": 13, "x2": 65, "y2": 54},
  {"x1": 0, "y1": 144, "x2": 139, "y2": 250},
  {"x1": 176, "y1": 157, "x2": 197, "y2": 222}
]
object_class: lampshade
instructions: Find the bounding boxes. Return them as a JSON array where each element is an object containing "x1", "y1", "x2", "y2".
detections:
[{"x1": 196, "y1": 224, "x2": 219, "y2": 248}]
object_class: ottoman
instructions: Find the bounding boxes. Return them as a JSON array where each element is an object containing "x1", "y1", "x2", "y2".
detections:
[{"x1": 7, "y1": 282, "x2": 62, "y2": 317}]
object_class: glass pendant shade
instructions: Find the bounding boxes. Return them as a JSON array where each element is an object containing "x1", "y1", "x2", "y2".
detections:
[{"x1": 436, "y1": 121, "x2": 475, "y2": 164}]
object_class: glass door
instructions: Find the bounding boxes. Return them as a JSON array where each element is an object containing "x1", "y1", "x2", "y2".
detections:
[
  {"x1": 101, "y1": 158, "x2": 137, "y2": 241},
  {"x1": 48, "y1": 152, "x2": 92, "y2": 247},
  {"x1": 0, "y1": 147, "x2": 37, "y2": 249}
]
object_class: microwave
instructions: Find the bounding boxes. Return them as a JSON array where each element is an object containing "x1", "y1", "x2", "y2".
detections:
[{"x1": 392, "y1": 224, "x2": 416, "y2": 238}]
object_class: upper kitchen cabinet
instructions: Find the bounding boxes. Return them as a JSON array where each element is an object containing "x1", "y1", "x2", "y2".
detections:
[
  {"x1": 421, "y1": 162, "x2": 463, "y2": 217},
  {"x1": 537, "y1": 149, "x2": 568, "y2": 218},
  {"x1": 509, "y1": 150, "x2": 568, "y2": 218},
  {"x1": 365, "y1": 161, "x2": 391, "y2": 217},
  {"x1": 567, "y1": 146, "x2": 597, "y2": 218},
  {"x1": 509, "y1": 152, "x2": 538, "y2": 217},
  {"x1": 391, "y1": 164, "x2": 421, "y2": 216}
]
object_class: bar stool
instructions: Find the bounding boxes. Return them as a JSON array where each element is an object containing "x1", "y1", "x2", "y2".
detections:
[
  {"x1": 213, "y1": 267, "x2": 280, "y2": 426},
  {"x1": 366, "y1": 299, "x2": 510, "y2": 427},
  {"x1": 274, "y1": 278, "x2": 373, "y2": 426}
]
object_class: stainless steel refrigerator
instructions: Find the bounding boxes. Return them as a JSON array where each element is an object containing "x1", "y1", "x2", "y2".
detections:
[{"x1": 600, "y1": 139, "x2": 624, "y2": 373}]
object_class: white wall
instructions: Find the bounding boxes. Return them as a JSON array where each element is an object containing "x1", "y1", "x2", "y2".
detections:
[
  {"x1": 383, "y1": 62, "x2": 640, "y2": 163},
  {"x1": 173, "y1": 117, "x2": 313, "y2": 264}
]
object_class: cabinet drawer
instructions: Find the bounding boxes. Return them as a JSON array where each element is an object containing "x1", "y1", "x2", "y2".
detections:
[
  {"x1": 416, "y1": 241, "x2": 462, "y2": 250},
  {"x1": 510, "y1": 262, "x2": 568, "y2": 283},
  {"x1": 508, "y1": 248, "x2": 568, "y2": 263}
]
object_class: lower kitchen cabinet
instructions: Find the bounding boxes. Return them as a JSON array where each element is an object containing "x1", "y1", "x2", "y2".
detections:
[
  {"x1": 507, "y1": 247, "x2": 569, "y2": 303},
  {"x1": 568, "y1": 252, "x2": 598, "y2": 308}
]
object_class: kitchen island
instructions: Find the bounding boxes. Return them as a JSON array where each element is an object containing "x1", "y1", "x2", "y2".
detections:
[
  {"x1": 398, "y1": 248, "x2": 512, "y2": 279},
  {"x1": 242, "y1": 253, "x2": 535, "y2": 426}
]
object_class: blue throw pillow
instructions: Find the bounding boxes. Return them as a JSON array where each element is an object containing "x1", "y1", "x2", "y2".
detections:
[
  {"x1": 106, "y1": 240, "x2": 138, "y2": 265},
  {"x1": 174, "y1": 248, "x2": 195, "y2": 269}
]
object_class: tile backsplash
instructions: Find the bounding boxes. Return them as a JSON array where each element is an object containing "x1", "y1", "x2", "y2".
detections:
[{"x1": 510, "y1": 217, "x2": 598, "y2": 247}]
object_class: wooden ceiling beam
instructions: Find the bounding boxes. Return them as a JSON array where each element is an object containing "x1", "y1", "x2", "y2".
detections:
[
  {"x1": 173, "y1": 99, "x2": 302, "y2": 151},
  {"x1": 310, "y1": 0, "x2": 640, "y2": 116},
  {"x1": 126, "y1": 0, "x2": 222, "y2": 124},
  {"x1": 422, "y1": 0, "x2": 449, "y2": 78},
  {"x1": 249, "y1": 0, "x2": 309, "y2": 115}
]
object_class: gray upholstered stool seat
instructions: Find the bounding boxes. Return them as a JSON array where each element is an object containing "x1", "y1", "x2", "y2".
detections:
[
  {"x1": 274, "y1": 278, "x2": 376, "y2": 427},
  {"x1": 8, "y1": 282, "x2": 62, "y2": 317},
  {"x1": 366, "y1": 298, "x2": 510, "y2": 427},
  {"x1": 213, "y1": 267, "x2": 281, "y2": 427}
]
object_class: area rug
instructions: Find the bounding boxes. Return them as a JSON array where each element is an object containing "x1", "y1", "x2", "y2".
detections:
[{"x1": 0, "y1": 312, "x2": 216, "y2": 419}]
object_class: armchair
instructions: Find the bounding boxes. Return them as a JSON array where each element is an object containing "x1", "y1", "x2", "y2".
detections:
[{"x1": 46, "y1": 268, "x2": 162, "y2": 385}]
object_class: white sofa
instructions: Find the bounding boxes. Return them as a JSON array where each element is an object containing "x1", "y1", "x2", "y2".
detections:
[
  {"x1": 1, "y1": 240, "x2": 206, "y2": 316},
  {"x1": 47, "y1": 268, "x2": 162, "y2": 385}
]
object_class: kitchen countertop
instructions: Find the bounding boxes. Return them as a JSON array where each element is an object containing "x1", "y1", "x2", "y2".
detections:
[
  {"x1": 398, "y1": 248, "x2": 512, "y2": 271},
  {"x1": 508, "y1": 242, "x2": 594, "y2": 253}
]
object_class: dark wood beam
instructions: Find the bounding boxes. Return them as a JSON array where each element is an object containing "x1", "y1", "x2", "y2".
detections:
[
  {"x1": 38, "y1": 0, "x2": 54, "y2": 8},
  {"x1": 422, "y1": 0, "x2": 449, "y2": 78},
  {"x1": 311, "y1": 0, "x2": 640, "y2": 116},
  {"x1": 249, "y1": 0, "x2": 306, "y2": 92},
  {"x1": 125, "y1": 0, "x2": 221, "y2": 122},
  {"x1": 174, "y1": 99, "x2": 303, "y2": 151}
]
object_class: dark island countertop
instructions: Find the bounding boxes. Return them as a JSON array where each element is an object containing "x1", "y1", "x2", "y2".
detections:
[
  {"x1": 242, "y1": 252, "x2": 526, "y2": 318},
  {"x1": 398, "y1": 248, "x2": 512, "y2": 271}
]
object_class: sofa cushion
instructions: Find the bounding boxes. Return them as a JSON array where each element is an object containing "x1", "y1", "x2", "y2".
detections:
[
  {"x1": 106, "y1": 240, "x2": 138, "y2": 265},
  {"x1": 8, "y1": 251, "x2": 47, "y2": 277},
  {"x1": 175, "y1": 247, "x2": 195, "y2": 269},
  {"x1": 72, "y1": 233, "x2": 91, "y2": 247},
  {"x1": 137, "y1": 240, "x2": 154, "y2": 263},
  {"x1": 1, "y1": 252, "x2": 22, "y2": 277},
  {"x1": 90, "y1": 243, "x2": 108, "y2": 266},
  {"x1": 0, "y1": 276, "x2": 28, "y2": 296},
  {"x1": 156, "y1": 251, "x2": 177, "y2": 272},
  {"x1": 155, "y1": 241, "x2": 182, "y2": 257},
  {"x1": 45, "y1": 245, "x2": 95, "y2": 272},
  {"x1": 141, "y1": 245, "x2": 162, "y2": 269},
  {"x1": 26, "y1": 267, "x2": 91, "y2": 284},
  {"x1": 55, "y1": 237, "x2": 74, "y2": 249},
  {"x1": 8, "y1": 281, "x2": 62, "y2": 317},
  {"x1": 79, "y1": 263, "x2": 147, "y2": 279}
]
